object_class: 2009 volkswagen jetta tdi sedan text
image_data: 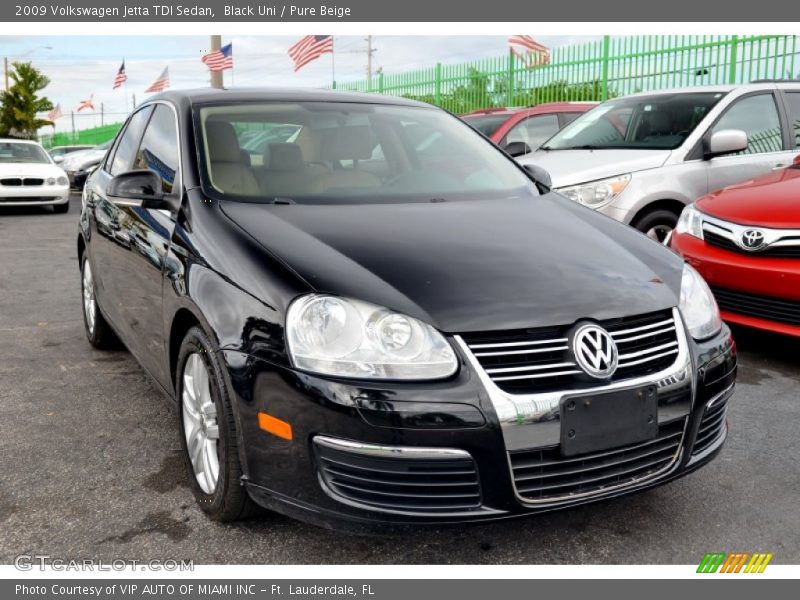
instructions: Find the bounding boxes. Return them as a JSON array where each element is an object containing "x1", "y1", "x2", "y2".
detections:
[{"x1": 77, "y1": 89, "x2": 736, "y2": 530}]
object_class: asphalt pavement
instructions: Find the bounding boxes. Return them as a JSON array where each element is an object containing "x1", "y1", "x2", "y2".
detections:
[{"x1": 1, "y1": 194, "x2": 798, "y2": 564}]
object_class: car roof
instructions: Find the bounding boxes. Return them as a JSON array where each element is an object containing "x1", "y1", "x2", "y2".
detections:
[
  {"x1": 145, "y1": 87, "x2": 433, "y2": 109},
  {"x1": 463, "y1": 102, "x2": 596, "y2": 117},
  {"x1": 0, "y1": 138, "x2": 42, "y2": 145},
  {"x1": 616, "y1": 81, "x2": 800, "y2": 99}
]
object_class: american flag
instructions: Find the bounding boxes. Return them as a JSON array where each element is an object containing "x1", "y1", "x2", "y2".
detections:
[
  {"x1": 288, "y1": 35, "x2": 333, "y2": 72},
  {"x1": 77, "y1": 95, "x2": 95, "y2": 112},
  {"x1": 47, "y1": 104, "x2": 62, "y2": 121},
  {"x1": 508, "y1": 35, "x2": 551, "y2": 67},
  {"x1": 202, "y1": 42, "x2": 233, "y2": 72},
  {"x1": 113, "y1": 61, "x2": 128, "y2": 89},
  {"x1": 145, "y1": 67, "x2": 170, "y2": 93}
]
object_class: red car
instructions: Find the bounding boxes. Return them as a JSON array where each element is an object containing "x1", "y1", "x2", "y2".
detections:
[
  {"x1": 461, "y1": 103, "x2": 596, "y2": 156},
  {"x1": 671, "y1": 154, "x2": 800, "y2": 337}
]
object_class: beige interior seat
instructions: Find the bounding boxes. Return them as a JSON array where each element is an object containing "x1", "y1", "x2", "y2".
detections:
[
  {"x1": 256, "y1": 143, "x2": 327, "y2": 198},
  {"x1": 206, "y1": 121, "x2": 260, "y2": 196},
  {"x1": 309, "y1": 126, "x2": 382, "y2": 194}
]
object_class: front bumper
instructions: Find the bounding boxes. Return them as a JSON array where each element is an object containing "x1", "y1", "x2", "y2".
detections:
[
  {"x1": 0, "y1": 185, "x2": 69, "y2": 206},
  {"x1": 672, "y1": 231, "x2": 800, "y2": 337},
  {"x1": 222, "y1": 319, "x2": 735, "y2": 531}
]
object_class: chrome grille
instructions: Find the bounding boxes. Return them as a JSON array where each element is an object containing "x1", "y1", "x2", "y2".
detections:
[
  {"x1": 510, "y1": 417, "x2": 685, "y2": 502},
  {"x1": 693, "y1": 394, "x2": 729, "y2": 456},
  {"x1": 314, "y1": 438, "x2": 481, "y2": 513},
  {"x1": 461, "y1": 310, "x2": 680, "y2": 395},
  {"x1": 702, "y1": 215, "x2": 800, "y2": 258}
]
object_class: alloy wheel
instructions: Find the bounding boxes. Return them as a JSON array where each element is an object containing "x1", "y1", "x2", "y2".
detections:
[
  {"x1": 181, "y1": 353, "x2": 220, "y2": 494},
  {"x1": 82, "y1": 261, "x2": 97, "y2": 334}
]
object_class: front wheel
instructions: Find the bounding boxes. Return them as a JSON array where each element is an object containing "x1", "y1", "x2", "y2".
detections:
[
  {"x1": 177, "y1": 326, "x2": 258, "y2": 521},
  {"x1": 632, "y1": 208, "x2": 680, "y2": 244}
]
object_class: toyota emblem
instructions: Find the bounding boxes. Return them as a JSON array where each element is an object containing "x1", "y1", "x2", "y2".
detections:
[
  {"x1": 572, "y1": 323, "x2": 619, "y2": 379},
  {"x1": 740, "y1": 229, "x2": 766, "y2": 251}
]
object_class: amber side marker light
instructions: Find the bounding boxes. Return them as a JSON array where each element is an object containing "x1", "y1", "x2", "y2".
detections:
[{"x1": 258, "y1": 412, "x2": 293, "y2": 440}]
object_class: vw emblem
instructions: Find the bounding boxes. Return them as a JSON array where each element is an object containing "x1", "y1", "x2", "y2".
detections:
[
  {"x1": 573, "y1": 323, "x2": 618, "y2": 379},
  {"x1": 740, "y1": 228, "x2": 766, "y2": 250}
]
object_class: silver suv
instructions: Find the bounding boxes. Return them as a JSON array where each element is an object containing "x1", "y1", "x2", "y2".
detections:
[{"x1": 519, "y1": 82, "x2": 800, "y2": 241}]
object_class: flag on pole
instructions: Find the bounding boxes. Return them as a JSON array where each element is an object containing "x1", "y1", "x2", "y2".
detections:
[
  {"x1": 508, "y1": 35, "x2": 551, "y2": 67},
  {"x1": 145, "y1": 67, "x2": 170, "y2": 93},
  {"x1": 77, "y1": 95, "x2": 95, "y2": 112},
  {"x1": 47, "y1": 104, "x2": 63, "y2": 121},
  {"x1": 113, "y1": 61, "x2": 128, "y2": 89},
  {"x1": 202, "y1": 43, "x2": 234, "y2": 72},
  {"x1": 288, "y1": 35, "x2": 333, "y2": 72}
]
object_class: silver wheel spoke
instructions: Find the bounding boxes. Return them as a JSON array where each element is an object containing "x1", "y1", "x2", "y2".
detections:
[{"x1": 181, "y1": 351, "x2": 220, "y2": 495}]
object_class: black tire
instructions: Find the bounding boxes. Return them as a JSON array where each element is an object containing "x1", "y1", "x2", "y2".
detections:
[
  {"x1": 176, "y1": 326, "x2": 258, "y2": 521},
  {"x1": 632, "y1": 208, "x2": 680, "y2": 243},
  {"x1": 80, "y1": 255, "x2": 120, "y2": 349},
  {"x1": 53, "y1": 201, "x2": 69, "y2": 214}
]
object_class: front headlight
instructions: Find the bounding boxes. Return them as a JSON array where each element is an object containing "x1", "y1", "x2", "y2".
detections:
[
  {"x1": 286, "y1": 294, "x2": 458, "y2": 380},
  {"x1": 675, "y1": 204, "x2": 704, "y2": 239},
  {"x1": 679, "y1": 264, "x2": 721, "y2": 340},
  {"x1": 556, "y1": 174, "x2": 631, "y2": 209},
  {"x1": 56, "y1": 175, "x2": 68, "y2": 186},
  {"x1": 46, "y1": 177, "x2": 56, "y2": 186}
]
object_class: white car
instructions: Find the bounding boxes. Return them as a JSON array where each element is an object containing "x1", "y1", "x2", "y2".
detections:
[{"x1": 0, "y1": 138, "x2": 70, "y2": 213}]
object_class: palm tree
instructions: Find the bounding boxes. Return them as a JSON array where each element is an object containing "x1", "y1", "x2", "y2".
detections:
[{"x1": 0, "y1": 61, "x2": 54, "y2": 139}]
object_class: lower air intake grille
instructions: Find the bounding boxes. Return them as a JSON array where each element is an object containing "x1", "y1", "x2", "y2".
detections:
[
  {"x1": 693, "y1": 394, "x2": 729, "y2": 456},
  {"x1": 460, "y1": 309, "x2": 680, "y2": 394},
  {"x1": 711, "y1": 286, "x2": 800, "y2": 326},
  {"x1": 509, "y1": 418, "x2": 685, "y2": 502},
  {"x1": 314, "y1": 437, "x2": 481, "y2": 513}
]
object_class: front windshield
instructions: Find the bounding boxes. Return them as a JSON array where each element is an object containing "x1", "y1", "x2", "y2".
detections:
[
  {"x1": 196, "y1": 101, "x2": 535, "y2": 204},
  {"x1": 542, "y1": 92, "x2": 726, "y2": 151},
  {"x1": 0, "y1": 142, "x2": 51, "y2": 164}
]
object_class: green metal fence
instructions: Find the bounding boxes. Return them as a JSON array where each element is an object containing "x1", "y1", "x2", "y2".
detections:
[
  {"x1": 336, "y1": 35, "x2": 800, "y2": 113},
  {"x1": 40, "y1": 122, "x2": 123, "y2": 149}
]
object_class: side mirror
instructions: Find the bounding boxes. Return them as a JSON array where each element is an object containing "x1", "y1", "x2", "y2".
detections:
[
  {"x1": 107, "y1": 169, "x2": 178, "y2": 211},
  {"x1": 523, "y1": 164, "x2": 552, "y2": 192},
  {"x1": 53, "y1": 156, "x2": 63, "y2": 164},
  {"x1": 503, "y1": 140, "x2": 533, "y2": 158},
  {"x1": 705, "y1": 129, "x2": 748, "y2": 159},
  {"x1": 793, "y1": 154, "x2": 800, "y2": 166}
]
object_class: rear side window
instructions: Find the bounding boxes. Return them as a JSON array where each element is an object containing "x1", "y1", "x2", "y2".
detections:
[
  {"x1": 109, "y1": 106, "x2": 153, "y2": 175},
  {"x1": 505, "y1": 114, "x2": 560, "y2": 149},
  {"x1": 134, "y1": 104, "x2": 180, "y2": 193},
  {"x1": 786, "y1": 92, "x2": 800, "y2": 149},
  {"x1": 711, "y1": 94, "x2": 783, "y2": 155}
]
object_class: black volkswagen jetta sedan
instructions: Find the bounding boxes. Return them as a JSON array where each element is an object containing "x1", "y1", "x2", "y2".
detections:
[{"x1": 78, "y1": 88, "x2": 736, "y2": 529}]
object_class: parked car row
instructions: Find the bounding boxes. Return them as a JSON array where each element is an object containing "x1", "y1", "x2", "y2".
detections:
[{"x1": 8, "y1": 79, "x2": 794, "y2": 531}]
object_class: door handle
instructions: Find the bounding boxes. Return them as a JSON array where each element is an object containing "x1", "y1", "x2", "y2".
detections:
[{"x1": 773, "y1": 163, "x2": 788, "y2": 170}]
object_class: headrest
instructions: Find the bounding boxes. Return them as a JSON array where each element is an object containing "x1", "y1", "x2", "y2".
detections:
[
  {"x1": 206, "y1": 121, "x2": 242, "y2": 163},
  {"x1": 266, "y1": 143, "x2": 305, "y2": 171},
  {"x1": 319, "y1": 126, "x2": 375, "y2": 161},
  {"x1": 644, "y1": 111, "x2": 671, "y2": 135}
]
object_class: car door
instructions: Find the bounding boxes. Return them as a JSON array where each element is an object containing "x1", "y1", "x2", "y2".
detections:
[
  {"x1": 109, "y1": 103, "x2": 182, "y2": 386},
  {"x1": 705, "y1": 92, "x2": 795, "y2": 193},
  {"x1": 88, "y1": 106, "x2": 153, "y2": 331}
]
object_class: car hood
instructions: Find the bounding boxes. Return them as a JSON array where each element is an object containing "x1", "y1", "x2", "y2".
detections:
[
  {"x1": 518, "y1": 149, "x2": 673, "y2": 188},
  {"x1": 698, "y1": 166, "x2": 800, "y2": 228},
  {"x1": 221, "y1": 195, "x2": 683, "y2": 333},
  {"x1": 0, "y1": 162, "x2": 64, "y2": 177}
]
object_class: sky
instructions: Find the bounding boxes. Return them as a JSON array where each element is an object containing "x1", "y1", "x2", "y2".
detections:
[{"x1": 0, "y1": 35, "x2": 601, "y2": 133}]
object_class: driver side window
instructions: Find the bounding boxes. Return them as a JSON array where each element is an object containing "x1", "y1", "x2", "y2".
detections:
[
  {"x1": 711, "y1": 94, "x2": 783, "y2": 155},
  {"x1": 505, "y1": 114, "x2": 560, "y2": 149}
]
